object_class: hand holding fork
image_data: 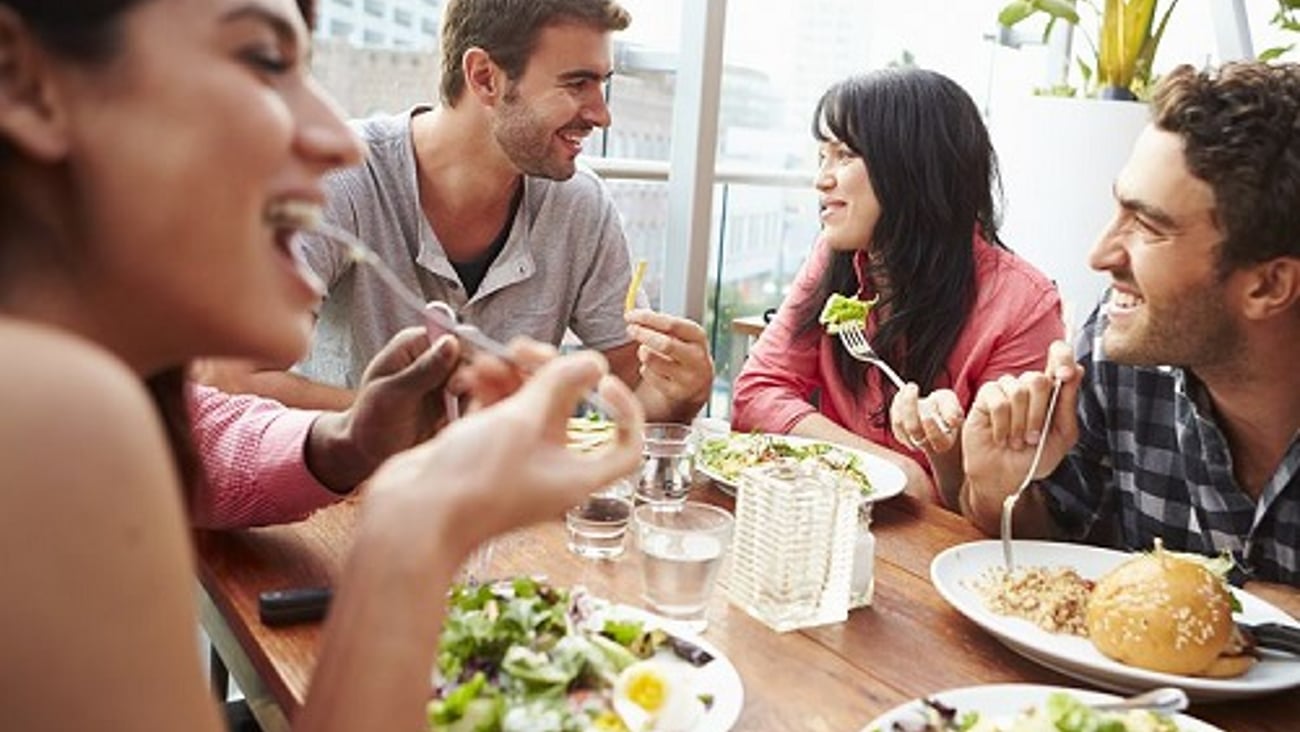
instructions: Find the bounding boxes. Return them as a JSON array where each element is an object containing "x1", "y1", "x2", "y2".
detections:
[
  {"x1": 959, "y1": 340, "x2": 1084, "y2": 568},
  {"x1": 836, "y1": 321, "x2": 955, "y2": 450}
]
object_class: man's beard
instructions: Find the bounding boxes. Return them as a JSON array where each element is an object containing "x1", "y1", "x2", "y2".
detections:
[
  {"x1": 1101, "y1": 276, "x2": 1240, "y2": 369},
  {"x1": 493, "y1": 90, "x2": 585, "y2": 181}
]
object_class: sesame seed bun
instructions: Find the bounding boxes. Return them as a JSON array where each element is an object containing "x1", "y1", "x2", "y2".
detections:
[{"x1": 1086, "y1": 551, "x2": 1237, "y2": 676}]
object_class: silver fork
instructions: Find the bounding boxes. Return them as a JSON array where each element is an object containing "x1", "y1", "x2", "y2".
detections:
[
  {"x1": 268, "y1": 205, "x2": 619, "y2": 420},
  {"x1": 1089, "y1": 687, "x2": 1188, "y2": 715},
  {"x1": 1000, "y1": 377, "x2": 1063, "y2": 569},
  {"x1": 837, "y1": 321, "x2": 951, "y2": 436}
]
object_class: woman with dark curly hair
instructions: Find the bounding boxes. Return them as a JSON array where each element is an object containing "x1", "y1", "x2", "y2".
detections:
[
  {"x1": 732, "y1": 68, "x2": 1062, "y2": 507},
  {"x1": 0, "y1": 0, "x2": 642, "y2": 728}
]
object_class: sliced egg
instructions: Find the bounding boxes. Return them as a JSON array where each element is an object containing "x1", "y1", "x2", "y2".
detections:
[{"x1": 611, "y1": 659, "x2": 704, "y2": 732}]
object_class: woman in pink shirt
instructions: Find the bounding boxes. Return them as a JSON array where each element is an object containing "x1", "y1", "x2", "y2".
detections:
[{"x1": 732, "y1": 69, "x2": 1062, "y2": 508}]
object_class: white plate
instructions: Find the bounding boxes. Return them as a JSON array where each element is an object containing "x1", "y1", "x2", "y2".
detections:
[
  {"x1": 863, "y1": 683, "x2": 1221, "y2": 731},
  {"x1": 930, "y1": 540, "x2": 1300, "y2": 701},
  {"x1": 599, "y1": 605, "x2": 744, "y2": 731},
  {"x1": 697, "y1": 432, "x2": 906, "y2": 503}
]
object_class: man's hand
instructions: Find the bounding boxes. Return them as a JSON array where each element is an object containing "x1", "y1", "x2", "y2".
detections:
[
  {"x1": 960, "y1": 340, "x2": 1083, "y2": 533},
  {"x1": 306, "y1": 328, "x2": 460, "y2": 492},
  {"x1": 623, "y1": 309, "x2": 714, "y2": 423}
]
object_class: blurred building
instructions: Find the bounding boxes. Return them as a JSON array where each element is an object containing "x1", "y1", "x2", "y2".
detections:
[
  {"x1": 315, "y1": 0, "x2": 442, "y2": 50},
  {"x1": 311, "y1": 37, "x2": 440, "y2": 118}
]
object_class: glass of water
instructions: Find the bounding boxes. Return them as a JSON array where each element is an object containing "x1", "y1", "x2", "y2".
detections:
[
  {"x1": 565, "y1": 478, "x2": 634, "y2": 559},
  {"x1": 633, "y1": 501, "x2": 734, "y2": 632},
  {"x1": 635, "y1": 423, "x2": 695, "y2": 505}
]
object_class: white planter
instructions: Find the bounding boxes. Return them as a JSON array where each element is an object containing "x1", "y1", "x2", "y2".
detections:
[{"x1": 988, "y1": 96, "x2": 1150, "y2": 326}]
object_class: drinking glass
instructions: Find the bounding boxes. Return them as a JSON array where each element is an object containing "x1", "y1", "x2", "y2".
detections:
[
  {"x1": 633, "y1": 501, "x2": 734, "y2": 632},
  {"x1": 565, "y1": 478, "x2": 634, "y2": 559},
  {"x1": 636, "y1": 423, "x2": 695, "y2": 505}
]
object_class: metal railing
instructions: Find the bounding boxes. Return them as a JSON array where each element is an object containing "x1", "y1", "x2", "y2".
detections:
[{"x1": 581, "y1": 155, "x2": 812, "y2": 188}]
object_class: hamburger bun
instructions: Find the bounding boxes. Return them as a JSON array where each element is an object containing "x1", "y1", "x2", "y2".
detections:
[{"x1": 1086, "y1": 549, "x2": 1237, "y2": 676}]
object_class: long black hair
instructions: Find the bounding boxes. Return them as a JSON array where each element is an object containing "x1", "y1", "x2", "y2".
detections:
[
  {"x1": 0, "y1": 0, "x2": 317, "y2": 494},
  {"x1": 795, "y1": 68, "x2": 1005, "y2": 426}
]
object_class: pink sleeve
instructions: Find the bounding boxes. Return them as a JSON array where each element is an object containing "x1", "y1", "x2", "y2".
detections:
[
  {"x1": 980, "y1": 287, "x2": 1065, "y2": 379},
  {"x1": 949, "y1": 249, "x2": 1066, "y2": 399},
  {"x1": 731, "y1": 245, "x2": 827, "y2": 434},
  {"x1": 188, "y1": 384, "x2": 343, "y2": 529}
]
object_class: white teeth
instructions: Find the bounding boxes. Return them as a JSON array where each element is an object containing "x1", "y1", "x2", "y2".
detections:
[
  {"x1": 1110, "y1": 290, "x2": 1144, "y2": 309},
  {"x1": 266, "y1": 200, "x2": 322, "y2": 229}
]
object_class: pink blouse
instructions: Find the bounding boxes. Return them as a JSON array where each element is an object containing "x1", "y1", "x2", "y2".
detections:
[{"x1": 732, "y1": 235, "x2": 1063, "y2": 479}]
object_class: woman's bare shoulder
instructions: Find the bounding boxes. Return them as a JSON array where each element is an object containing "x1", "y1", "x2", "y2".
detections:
[
  {"x1": 0, "y1": 318, "x2": 176, "y2": 509},
  {"x1": 0, "y1": 318, "x2": 150, "y2": 409}
]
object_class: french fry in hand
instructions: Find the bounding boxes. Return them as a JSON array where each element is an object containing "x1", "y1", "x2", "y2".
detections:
[{"x1": 625, "y1": 258, "x2": 647, "y2": 312}]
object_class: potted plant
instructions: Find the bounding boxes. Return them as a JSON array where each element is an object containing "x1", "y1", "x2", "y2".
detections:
[
  {"x1": 997, "y1": 0, "x2": 1181, "y2": 100},
  {"x1": 1260, "y1": 0, "x2": 1300, "y2": 61}
]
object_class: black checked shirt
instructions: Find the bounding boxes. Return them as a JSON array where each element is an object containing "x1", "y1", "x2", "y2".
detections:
[{"x1": 1041, "y1": 307, "x2": 1300, "y2": 586}]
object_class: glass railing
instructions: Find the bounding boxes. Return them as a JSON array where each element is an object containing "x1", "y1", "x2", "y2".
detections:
[{"x1": 587, "y1": 157, "x2": 814, "y2": 420}]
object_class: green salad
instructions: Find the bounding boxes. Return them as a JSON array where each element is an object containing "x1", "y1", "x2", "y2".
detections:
[
  {"x1": 818, "y1": 293, "x2": 877, "y2": 334},
  {"x1": 875, "y1": 693, "x2": 1183, "y2": 732},
  {"x1": 429, "y1": 578, "x2": 713, "y2": 732},
  {"x1": 697, "y1": 433, "x2": 873, "y2": 496}
]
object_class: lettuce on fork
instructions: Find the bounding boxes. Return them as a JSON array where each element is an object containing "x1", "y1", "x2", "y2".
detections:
[{"x1": 818, "y1": 293, "x2": 876, "y2": 334}]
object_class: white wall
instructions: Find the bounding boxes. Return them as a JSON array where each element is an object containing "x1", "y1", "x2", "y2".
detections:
[{"x1": 988, "y1": 96, "x2": 1150, "y2": 328}]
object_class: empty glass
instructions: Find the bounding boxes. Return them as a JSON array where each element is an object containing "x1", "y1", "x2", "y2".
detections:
[
  {"x1": 636, "y1": 423, "x2": 695, "y2": 505},
  {"x1": 633, "y1": 501, "x2": 734, "y2": 632}
]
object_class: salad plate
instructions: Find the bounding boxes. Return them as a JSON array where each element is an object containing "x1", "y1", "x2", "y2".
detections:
[
  {"x1": 696, "y1": 432, "x2": 905, "y2": 503},
  {"x1": 930, "y1": 541, "x2": 1300, "y2": 701},
  {"x1": 597, "y1": 604, "x2": 744, "y2": 731},
  {"x1": 429, "y1": 579, "x2": 742, "y2": 731},
  {"x1": 862, "y1": 684, "x2": 1220, "y2": 731}
]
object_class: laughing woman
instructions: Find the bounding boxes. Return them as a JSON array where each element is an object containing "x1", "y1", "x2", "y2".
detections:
[
  {"x1": 732, "y1": 68, "x2": 1062, "y2": 508},
  {"x1": 0, "y1": 1, "x2": 642, "y2": 730}
]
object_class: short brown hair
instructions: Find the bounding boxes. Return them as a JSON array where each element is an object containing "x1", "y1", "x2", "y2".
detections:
[
  {"x1": 1152, "y1": 62, "x2": 1300, "y2": 272},
  {"x1": 438, "y1": 0, "x2": 630, "y2": 107}
]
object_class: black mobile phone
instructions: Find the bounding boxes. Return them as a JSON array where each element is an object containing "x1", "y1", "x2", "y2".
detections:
[{"x1": 257, "y1": 587, "x2": 333, "y2": 627}]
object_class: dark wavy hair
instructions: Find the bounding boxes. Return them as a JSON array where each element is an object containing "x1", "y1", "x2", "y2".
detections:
[
  {"x1": 0, "y1": 0, "x2": 317, "y2": 493},
  {"x1": 795, "y1": 68, "x2": 1004, "y2": 426},
  {"x1": 1152, "y1": 62, "x2": 1300, "y2": 275},
  {"x1": 439, "y1": 0, "x2": 630, "y2": 107}
]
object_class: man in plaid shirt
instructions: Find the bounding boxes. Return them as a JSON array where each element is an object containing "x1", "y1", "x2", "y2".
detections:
[{"x1": 959, "y1": 61, "x2": 1300, "y2": 612}]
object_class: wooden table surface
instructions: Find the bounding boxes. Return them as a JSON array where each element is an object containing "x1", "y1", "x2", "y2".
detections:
[{"x1": 196, "y1": 488, "x2": 1300, "y2": 731}]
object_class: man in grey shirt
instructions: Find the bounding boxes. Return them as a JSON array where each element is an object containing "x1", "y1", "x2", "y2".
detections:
[{"x1": 205, "y1": 0, "x2": 713, "y2": 424}]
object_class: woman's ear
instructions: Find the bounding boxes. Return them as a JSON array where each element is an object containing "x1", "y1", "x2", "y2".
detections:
[
  {"x1": 0, "y1": 7, "x2": 71, "y2": 162},
  {"x1": 462, "y1": 47, "x2": 504, "y2": 107}
]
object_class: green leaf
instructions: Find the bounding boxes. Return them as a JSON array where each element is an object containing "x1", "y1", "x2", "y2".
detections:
[
  {"x1": 1259, "y1": 46, "x2": 1293, "y2": 62},
  {"x1": 998, "y1": 0, "x2": 1036, "y2": 27},
  {"x1": 600, "y1": 618, "x2": 644, "y2": 647},
  {"x1": 1034, "y1": 0, "x2": 1081, "y2": 24}
]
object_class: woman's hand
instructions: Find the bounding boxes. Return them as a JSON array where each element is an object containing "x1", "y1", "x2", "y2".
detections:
[
  {"x1": 366, "y1": 350, "x2": 645, "y2": 556},
  {"x1": 890, "y1": 384, "x2": 964, "y2": 454}
]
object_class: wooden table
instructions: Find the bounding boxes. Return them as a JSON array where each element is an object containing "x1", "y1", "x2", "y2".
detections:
[{"x1": 196, "y1": 489, "x2": 1299, "y2": 731}]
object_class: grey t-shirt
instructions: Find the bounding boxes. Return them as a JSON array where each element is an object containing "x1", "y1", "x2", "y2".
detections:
[{"x1": 296, "y1": 107, "x2": 639, "y2": 388}]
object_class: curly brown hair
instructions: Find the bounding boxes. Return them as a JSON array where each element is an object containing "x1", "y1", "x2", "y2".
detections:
[
  {"x1": 438, "y1": 0, "x2": 630, "y2": 107},
  {"x1": 1152, "y1": 62, "x2": 1300, "y2": 274}
]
